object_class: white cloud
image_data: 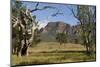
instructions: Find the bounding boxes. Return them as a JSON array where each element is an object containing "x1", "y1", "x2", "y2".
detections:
[{"x1": 38, "y1": 20, "x2": 49, "y2": 29}]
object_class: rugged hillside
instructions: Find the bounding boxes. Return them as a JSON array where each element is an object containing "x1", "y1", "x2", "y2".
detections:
[{"x1": 40, "y1": 21, "x2": 76, "y2": 42}]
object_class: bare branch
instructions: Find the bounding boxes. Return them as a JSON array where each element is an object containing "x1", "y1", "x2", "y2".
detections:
[
  {"x1": 51, "y1": 10, "x2": 64, "y2": 17},
  {"x1": 30, "y1": 3, "x2": 56, "y2": 13},
  {"x1": 67, "y1": 6, "x2": 81, "y2": 23},
  {"x1": 35, "y1": 2, "x2": 39, "y2": 9},
  {"x1": 12, "y1": 16, "x2": 17, "y2": 23},
  {"x1": 67, "y1": 6, "x2": 78, "y2": 18}
]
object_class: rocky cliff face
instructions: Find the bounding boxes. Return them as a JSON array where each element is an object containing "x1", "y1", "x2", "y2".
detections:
[
  {"x1": 42, "y1": 21, "x2": 70, "y2": 34},
  {"x1": 38, "y1": 21, "x2": 95, "y2": 43},
  {"x1": 40, "y1": 21, "x2": 73, "y2": 42}
]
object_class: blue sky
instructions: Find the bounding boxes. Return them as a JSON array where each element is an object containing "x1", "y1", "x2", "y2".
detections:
[{"x1": 22, "y1": 2, "x2": 79, "y2": 28}]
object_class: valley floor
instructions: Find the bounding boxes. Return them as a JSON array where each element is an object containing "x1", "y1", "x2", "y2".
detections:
[{"x1": 12, "y1": 42, "x2": 96, "y2": 66}]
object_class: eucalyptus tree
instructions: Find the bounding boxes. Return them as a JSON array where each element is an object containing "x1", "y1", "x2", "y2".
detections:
[
  {"x1": 56, "y1": 33, "x2": 68, "y2": 45},
  {"x1": 11, "y1": 0, "x2": 58, "y2": 56},
  {"x1": 68, "y1": 5, "x2": 96, "y2": 55}
]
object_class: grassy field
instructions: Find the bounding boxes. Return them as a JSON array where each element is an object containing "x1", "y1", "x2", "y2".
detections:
[{"x1": 12, "y1": 42, "x2": 96, "y2": 66}]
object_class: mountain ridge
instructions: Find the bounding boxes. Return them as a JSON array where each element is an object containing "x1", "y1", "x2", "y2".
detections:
[{"x1": 39, "y1": 21, "x2": 79, "y2": 42}]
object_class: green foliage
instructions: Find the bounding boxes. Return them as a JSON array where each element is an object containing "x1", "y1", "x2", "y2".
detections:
[
  {"x1": 32, "y1": 28, "x2": 41, "y2": 46},
  {"x1": 56, "y1": 33, "x2": 67, "y2": 45},
  {"x1": 68, "y1": 5, "x2": 96, "y2": 55},
  {"x1": 11, "y1": 0, "x2": 40, "y2": 56},
  {"x1": 76, "y1": 6, "x2": 96, "y2": 55},
  {"x1": 11, "y1": 0, "x2": 24, "y2": 17}
]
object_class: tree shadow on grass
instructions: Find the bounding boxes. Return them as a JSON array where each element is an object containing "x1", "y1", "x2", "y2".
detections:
[{"x1": 12, "y1": 51, "x2": 96, "y2": 67}]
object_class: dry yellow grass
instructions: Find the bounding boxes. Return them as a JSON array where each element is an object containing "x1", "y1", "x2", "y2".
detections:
[
  {"x1": 12, "y1": 42, "x2": 95, "y2": 66},
  {"x1": 29, "y1": 42, "x2": 86, "y2": 53}
]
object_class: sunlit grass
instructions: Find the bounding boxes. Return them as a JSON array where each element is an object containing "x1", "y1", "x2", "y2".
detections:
[{"x1": 12, "y1": 42, "x2": 96, "y2": 66}]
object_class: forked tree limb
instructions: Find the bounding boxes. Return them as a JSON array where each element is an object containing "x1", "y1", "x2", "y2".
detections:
[{"x1": 30, "y1": 2, "x2": 57, "y2": 13}]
